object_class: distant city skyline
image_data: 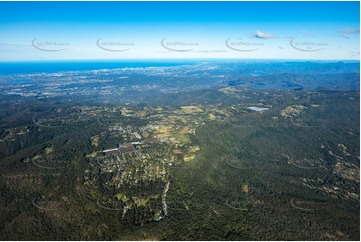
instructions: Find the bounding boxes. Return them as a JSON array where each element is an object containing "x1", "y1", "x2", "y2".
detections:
[{"x1": 0, "y1": 1, "x2": 359, "y2": 61}]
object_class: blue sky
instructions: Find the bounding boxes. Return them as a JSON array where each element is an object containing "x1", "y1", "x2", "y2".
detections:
[{"x1": 0, "y1": 1, "x2": 359, "y2": 61}]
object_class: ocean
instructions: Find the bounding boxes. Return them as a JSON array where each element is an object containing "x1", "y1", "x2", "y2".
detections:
[{"x1": 0, "y1": 60, "x2": 197, "y2": 75}]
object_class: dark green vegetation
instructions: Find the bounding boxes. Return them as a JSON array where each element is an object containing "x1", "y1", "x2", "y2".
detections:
[{"x1": 0, "y1": 88, "x2": 359, "y2": 240}]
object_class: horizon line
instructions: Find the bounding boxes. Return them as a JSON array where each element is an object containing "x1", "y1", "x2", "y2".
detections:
[{"x1": 0, "y1": 58, "x2": 359, "y2": 63}]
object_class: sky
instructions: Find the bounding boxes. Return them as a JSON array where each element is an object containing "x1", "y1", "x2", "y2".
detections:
[{"x1": 0, "y1": 1, "x2": 359, "y2": 61}]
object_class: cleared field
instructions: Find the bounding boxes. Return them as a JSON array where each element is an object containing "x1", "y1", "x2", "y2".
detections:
[{"x1": 181, "y1": 106, "x2": 203, "y2": 113}]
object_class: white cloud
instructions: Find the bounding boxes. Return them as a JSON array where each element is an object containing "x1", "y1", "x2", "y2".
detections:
[
  {"x1": 253, "y1": 30, "x2": 274, "y2": 39},
  {"x1": 338, "y1": 28, "x2": 360, "y2": 39},
  {"x1": 193, "y1": 49, "x2": 228, "y2": 53},
  {"x1": 342, "y1": 28, "x2": 360, "y2": 34}
]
